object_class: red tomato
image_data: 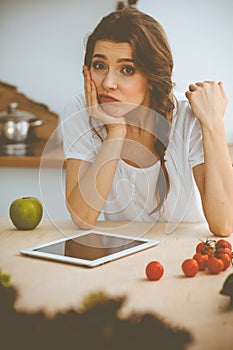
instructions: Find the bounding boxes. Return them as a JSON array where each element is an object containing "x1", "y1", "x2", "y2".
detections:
[
  {"x1": 182, "y1": 259, "x2": 199, "y2": 277},
  {"x1": 207, "y1": 256, "x2": 224, "y2": 274},
  {"x1": 216, "y1": 239, "x2": 232, "y2": 251},
  {"x1": 196, "y1": 241, "x2": 215, "y2": 256},
  {"x1": 217, "y1": 253, "x2": 231, "y2": 271},
  {"x1": 145, "y1": 261, "x2": 164, "y2": 281},
  {"x1": 196, "y1": 242, "x2": 206, "y2": 254},
  {"x1": 216, "y1": 247, "x2": 232, "y2": 257},
  {"x1": 193, "y1": 253, "x2": 208, "y2": 271}
]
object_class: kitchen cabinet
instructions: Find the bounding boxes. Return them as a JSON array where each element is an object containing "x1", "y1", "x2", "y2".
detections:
[
  {"x1": 0, "y1": 81, "x2": 59, "y2": 142},
  {"x1": 0, "y1": 81, "x2": 69, "y2": 219}
]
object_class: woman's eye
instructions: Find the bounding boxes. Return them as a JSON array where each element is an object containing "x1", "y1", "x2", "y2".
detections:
[
  {"x1": 122, "y1": 66, "x2": 135, "y2": 75},
  {"x1": 92, "y1": 61, "x2": 105, "y2": 70}
]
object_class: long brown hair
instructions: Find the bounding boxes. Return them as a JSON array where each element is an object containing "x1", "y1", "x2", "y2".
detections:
[{"x1": 84, "y1": 7, "x2": 175, "y2": 212}]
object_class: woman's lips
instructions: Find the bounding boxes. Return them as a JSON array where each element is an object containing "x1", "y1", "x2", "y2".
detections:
[{"x1": 99, "y1": 94, "x2": 119, "y2": 104}]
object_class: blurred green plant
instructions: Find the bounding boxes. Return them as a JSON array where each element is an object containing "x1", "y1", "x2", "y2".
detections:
[
  {"x1": 0, "y1": 269, "x2": 11, "y2": 286},
  {"x1": 0, "y1": 269, "x2": 192, "y2": 350}
]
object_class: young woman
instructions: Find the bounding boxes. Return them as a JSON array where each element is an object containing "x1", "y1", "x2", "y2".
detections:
[{"x1": 62, "y1": 7, "x2": 233, "y2": 236}]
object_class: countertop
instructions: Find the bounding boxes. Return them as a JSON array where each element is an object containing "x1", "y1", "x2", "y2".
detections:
[
  {"x1": 1, "y1": 143, "x2": 233, "y2": 169},
  {"x1": 0, "y1": 142, "x2": 65, "y2": 168},
  {"x1": 1, "y1": 218, "x2": 233, "y2": 350}
]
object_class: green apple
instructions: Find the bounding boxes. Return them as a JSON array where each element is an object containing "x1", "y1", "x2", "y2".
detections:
[{"x1": 9, "y1": 197, "x2": 43, "y2": 230}]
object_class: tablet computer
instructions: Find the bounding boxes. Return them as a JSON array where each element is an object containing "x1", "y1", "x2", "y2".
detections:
[{"x1": 20, "y1": 230, "x2": 159, "y2": 268}]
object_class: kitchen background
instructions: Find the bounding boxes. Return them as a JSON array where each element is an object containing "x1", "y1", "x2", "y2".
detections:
[{"x1": 1, "y1": 0, "x2": 233, "y2": 222}]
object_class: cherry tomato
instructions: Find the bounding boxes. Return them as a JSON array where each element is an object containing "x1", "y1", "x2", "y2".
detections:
[
  {"x1": 216, "y1": 239, "x2": 232, "y2": 251},
  {"x1": 196, "y1": 242, "x2": 206, "y2": 254},
  {"x1": 145, "y1": 261, "x2": 164, "y2": 281},
  {"x1": 207, "y1": 256, "x2": 224, "y2": 274},
  {"x1": 182, "y1": 259, "x2": 199, "y2": 277},
  {"x1": 196, "y1": 241, "x2": 215, "y2": 256},
  {"x1": 193, "y1": 253, "x2": 208, "y2": 271},
  {"x1": 217, "y1": 253, "x2": 231, "y2": 271},
  {"x1": 216, "y1": 247, "x2": 232, "y2": 257}
]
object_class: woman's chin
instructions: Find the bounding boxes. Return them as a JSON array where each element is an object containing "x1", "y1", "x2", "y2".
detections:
[{"x1": 100, "y1": 102, "x2": 137, "y2": 118}]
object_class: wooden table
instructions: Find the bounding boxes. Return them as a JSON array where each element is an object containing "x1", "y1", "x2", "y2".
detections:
[{"x1": 1, "y1": 218, "x2": 233, "y2": 350}]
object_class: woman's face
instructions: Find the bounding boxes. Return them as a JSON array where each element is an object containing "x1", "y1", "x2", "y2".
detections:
[{"x1": 89, "y1": 40, "x2": 151, "y2": 117}]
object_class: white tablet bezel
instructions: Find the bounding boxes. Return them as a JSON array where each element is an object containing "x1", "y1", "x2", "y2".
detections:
[{"x1": 20, "y1": 230, "x2": 159, "y2": 267}]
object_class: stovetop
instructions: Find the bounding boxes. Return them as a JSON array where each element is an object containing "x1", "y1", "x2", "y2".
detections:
[{"x1": 0, "y1": 140, "x2": 47, "y2": 157}]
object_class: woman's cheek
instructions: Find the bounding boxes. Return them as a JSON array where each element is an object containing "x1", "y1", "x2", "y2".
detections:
[{"x1": 90, "y1": 70, "x2": 101, "y2": 86}]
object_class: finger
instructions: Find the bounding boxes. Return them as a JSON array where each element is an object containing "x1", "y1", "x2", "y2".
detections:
[
  {"x1": 218, "y1": 81, "x2": 228, "y2": 100},
  {"x1": 185, "y1": 90, "x2": 192, "y2": 101},
  {"x1": 195, "y1": 82, "x2": 204, "y2": 87},
  {"x1": 83, "y1": 66, "x2": 91, "y2": 107},
  {"x1": 195, "y1": 81, "x2": 217, "y2": 89},
  {"x1": 188, "y1": 83, "x2": 198, "y2": 92},
  {"x1": 83, "y1": 65, "x2": 88, "y2": 88},
  {"x1": 90, "y1": 80, "x2": 99, "y2": 106},
  {"x1": 86, "y1": 70, "x2": 92, "y2": 105},
  {"x1": 185, "y1": 91, "x2": 193, "y2": 103},
  {"x1": 89, "y1": 80, "x2": 101, "y2": 118},
  {"x1": 83, "y1": 66, "x2": 89, "y2": 101}
]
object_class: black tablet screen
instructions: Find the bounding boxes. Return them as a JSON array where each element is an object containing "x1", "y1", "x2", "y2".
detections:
[{"x1": 34, "y1": 233, "x2": 144, "y2": 261}]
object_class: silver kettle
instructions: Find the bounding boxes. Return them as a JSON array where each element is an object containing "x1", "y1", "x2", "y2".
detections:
[{"x1": 0, "y1": 103, "x2": 43, "y2": 142}]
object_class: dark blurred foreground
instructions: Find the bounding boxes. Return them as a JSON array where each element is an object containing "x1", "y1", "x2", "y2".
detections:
[{"x1": 0, "y1": 273, "x2": 192, "y2": 350}]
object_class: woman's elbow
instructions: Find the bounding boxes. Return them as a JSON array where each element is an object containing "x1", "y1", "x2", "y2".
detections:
[
  {"x1": 66, "y1": 198, "x2": 97, "y2": 229},
  {"x1": 208, "y1": 222, "x2": 233, "y2": 237},
  {"x1": 70, "y1": 212, "x2": 97, "y2": 230}
]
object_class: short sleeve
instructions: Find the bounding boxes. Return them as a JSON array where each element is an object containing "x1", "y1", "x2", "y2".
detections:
[
  {"x1": 61, "y1": 94, "x2": 103, "y2": 162},
  {"x1": 171, "y1": 91, "x2": 204, "y2": 169},
  {"x1": 189, "y1": 116, "x2": 204, "y2": 168}
]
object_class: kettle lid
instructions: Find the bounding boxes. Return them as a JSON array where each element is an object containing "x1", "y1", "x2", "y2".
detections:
[{"x1": 0, "y1": 102, "x2": 37, "y2": 121}]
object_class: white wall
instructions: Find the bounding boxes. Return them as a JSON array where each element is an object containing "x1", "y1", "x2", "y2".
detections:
[
  {"x1": 138, "y1": 0, "x2": 233, "y2": 142},
  {"x1": 1, "y1": 0, "x2": 233, "y2": 141},
  {"x1": 0, "y1": 0, "x2": 116, "y2": 123}
]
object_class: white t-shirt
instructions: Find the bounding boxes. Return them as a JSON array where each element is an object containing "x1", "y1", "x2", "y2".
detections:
[{"x1": 62, "y1": 92, "x2": 206, "y2": 224}]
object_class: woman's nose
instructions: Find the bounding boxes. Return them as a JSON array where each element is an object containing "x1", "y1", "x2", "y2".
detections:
[{"x1": 102, "y1": 69, "x2": 118, "y2": 90}]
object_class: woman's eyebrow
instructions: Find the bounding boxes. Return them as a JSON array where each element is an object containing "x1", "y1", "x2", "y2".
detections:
[
  {"x1": 118, "y1": 58, "x2": 134, "y2": 63},
  {"x1": 92, "y1": 54, "x2": 134, "y2": 63},
  {"x1": 92, "y1": 54, "x2": 106, "y2": 60}
]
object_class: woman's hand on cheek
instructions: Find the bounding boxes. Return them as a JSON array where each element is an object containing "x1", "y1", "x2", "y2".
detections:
[
  {"x1": 83, "y1": 65, "x2": 99, "y2": 112},
  {"x1": 185, "y1": 81, "x2": 228, "y2": 130},
  {"x1": 83, "y1": 65, "x2": 126, "y2": 137},
  {"x1": 83, "y1": 65, "x2": 92, "y2": 108}
]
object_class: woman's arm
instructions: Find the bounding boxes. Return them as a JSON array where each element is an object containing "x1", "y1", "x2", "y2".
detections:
[
  {"x1": 66, "y1": 131, "x2": 125, "y2": 229},
  {"x1": 66, "y1": 67, "x2": 126, "y2": 229},
  {"x1": 186, "y1": 81, "x2": 233, "y2": 236}
]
